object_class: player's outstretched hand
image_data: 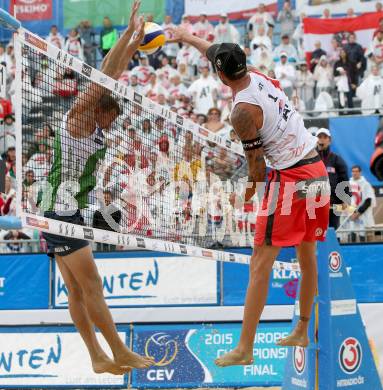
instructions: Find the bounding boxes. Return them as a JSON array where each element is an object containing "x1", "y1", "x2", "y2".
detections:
[
  {"x1": 166, "y1": 26, "x2": 191, "y2": 43},
  {"x1": 129, "y1": 0, "x2": 141, "y2": 30},
  {"x1": 131, "y1": 16, "x2": 145, "y2": 45}
]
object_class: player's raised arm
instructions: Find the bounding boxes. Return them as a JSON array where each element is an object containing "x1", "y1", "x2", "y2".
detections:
[
  {"x1": 230, "y1": 102, "x2": 266, "y2": 202},
  {"x1": 167, "y1": 25, "x2": 212, "y2": 57},
  {"x1": 68, "y1": 0, "x2": 144, "y2": 137}
]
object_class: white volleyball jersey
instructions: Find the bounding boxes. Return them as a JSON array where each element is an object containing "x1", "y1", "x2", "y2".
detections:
[{"x1": 232, "y1": 71, "x2": 317, "y2": 170}]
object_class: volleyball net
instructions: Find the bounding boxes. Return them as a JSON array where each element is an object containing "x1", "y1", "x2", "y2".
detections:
[{"x1": 13, "y1": 27, "x2": 298, "y2": 270}]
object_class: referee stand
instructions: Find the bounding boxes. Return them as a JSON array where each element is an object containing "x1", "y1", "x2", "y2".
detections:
[{"x1": 282, "y1": 228, "x2": 382, "y2": 390}]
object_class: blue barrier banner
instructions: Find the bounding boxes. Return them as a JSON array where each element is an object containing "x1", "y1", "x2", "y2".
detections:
[
  {"x1": 54, "y1": 254, "x2": 219, "y2": 308},
  {"x1": 132, "y1": 322, "x2": 290, "y2": 388},
  {"x1": 0, "y1": 254, "x2": 49, "y2": 309},
  {"x1": 0, "y1": 326, "x2": 129, "y2": 388},
  {"x1": 329, "y1": 115, "x2": 380, "y2": 186},
  {"x1": 223, "y1": 247, "x2": 299, "y2": 306},
  {"x1": 341, "y1": 244, "x2": 383, "y2": 303}
]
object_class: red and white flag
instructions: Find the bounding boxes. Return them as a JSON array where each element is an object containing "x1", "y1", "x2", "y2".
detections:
[{"x1": 303, "y1": 12, "x2": 382, "y2": 55}]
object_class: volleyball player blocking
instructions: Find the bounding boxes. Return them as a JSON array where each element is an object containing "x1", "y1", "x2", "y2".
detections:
[
  {"x1": 42, "y1": 1, "x2": 154, "y2": 375},
  {"x1": 168, "y1": 28, "x2": 330, "y2": 367}
]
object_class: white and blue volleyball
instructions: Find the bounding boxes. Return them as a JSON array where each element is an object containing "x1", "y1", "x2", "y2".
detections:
[{"x1": 139, "y1": 22, "x2": 166, "y2": 55}]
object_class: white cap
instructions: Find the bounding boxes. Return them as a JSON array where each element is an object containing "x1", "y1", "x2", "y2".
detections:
[{"x1": 316, "y1": 128, "x2": 331, "y2": 137}]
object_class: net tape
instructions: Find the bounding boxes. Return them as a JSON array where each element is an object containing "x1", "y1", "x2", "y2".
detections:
[{"x1": 17, "y1": 30, "x2": 299, "y2": 271}]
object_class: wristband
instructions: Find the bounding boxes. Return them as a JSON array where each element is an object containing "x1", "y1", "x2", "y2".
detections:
[{"x1": 242, "y1": 137, "x2": 263, "y2": 151}]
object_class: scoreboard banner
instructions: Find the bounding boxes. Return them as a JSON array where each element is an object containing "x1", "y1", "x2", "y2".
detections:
[{"x1": 132, "y1": 322, "x2": 290, "y2": 388}]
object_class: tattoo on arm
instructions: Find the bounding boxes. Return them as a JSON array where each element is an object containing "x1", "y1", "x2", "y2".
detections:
[{"x1": 231, "y1": 104, "x2": 266, "y2": 184}]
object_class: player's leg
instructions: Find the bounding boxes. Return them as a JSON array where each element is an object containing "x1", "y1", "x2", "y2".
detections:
[
  {"x1": 60, "y1": 245, "x2": 154, "y2": 368},
  {"x1": 55, "y1": 255, "x2": 131, "y2": 375},
  {"x1": 215, "y1": 243, "x2": 280, "y2": 367},
  {"x1": 277, "y1": 240, "x2": 317, "y2": 347}
]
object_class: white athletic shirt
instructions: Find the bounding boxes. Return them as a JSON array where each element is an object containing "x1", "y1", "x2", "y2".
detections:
[{"x1": 232, "y1": 71, "x2": 317, "y2": 170}]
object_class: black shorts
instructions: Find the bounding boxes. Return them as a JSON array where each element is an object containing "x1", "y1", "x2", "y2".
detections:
[{"x1": 42, "y1": 210, "x2": 89, "y2": 258}]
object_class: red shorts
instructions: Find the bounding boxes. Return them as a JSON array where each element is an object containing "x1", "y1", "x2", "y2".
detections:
[{"x1": 254, "y1": 155, "x2": 330, "y2": 247}]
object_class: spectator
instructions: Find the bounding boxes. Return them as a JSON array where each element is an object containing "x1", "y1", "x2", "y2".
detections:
[
  {"x1": 292, "y1": 12, "x2": 306, "y2": 60},
  {"x1": 273, "y1": 34, "x2": 298, "y2": 63},
  {"x1": 314, "y1": 55, "x2": 333, "y2": 94},
  {"x1": 346, "y1": 165, "x2": 376, "y2": 242},
  {"x1": 346, "y1": 8, "x2": 356, "y2": 18},
  {"x1": 24, "y1": 140, "x2": 52, "y2": 181},
  {"x1": 368, "y1": 29, "x2": 383, "y2": 74},
  {"x1": 204, "y1": 108, "x2": 229, "y2": 136},
  {"x1": 193, "y1": 13, "x2": 214, "y2": 41},
  {"x1": 277, "y1": 1, "x2": 296, "y2": 37},
  {"x1": 376, "y1": 2, "x2": 383, "y2": 12},
  {"x1": 344, "y1": 32, "x2": 366, "y2": 83},
  {"x1": 0, "y1": 230, "x2": 31, "y2": 253},
  {"x1": 250, "y1": 26, "x2": 272, "y2": 53},
  {"x1": 93, "y1": 190, "x2": 121, "y2": 251},
  {"x1": 100, "y1": 16, "x2": 118, "y2": 57},
  {"x1": 162, "y1": 15, "x2": 179, "y2": 60},
  {"x1": 321, "y1": 8, "x2": 331, "y2": 19},
  {"x1": 373, "y1": 18, "x2": 383, "y2": 38},
  {"x1": 156, "y1": 56, "x2": 177, "y2": 82},
  {"x1": 0, "y1": 96, "x2": 12, "y2": 120},
  {"x1": 131, "y1": 53, "x2": 155, "y2": 86},
  {"x1": 180, "y1": 15, "x2": 194, "y2": 35},
  {"x1": 64, "y1": 28, "x2": 84, "y2": 61},
  {"x1": 188, "y1": 65, "x2": 218, "y2": 115},
  {"x1": 334, "y1": 48, "x2": 357, "y2": 111},
  {"x1": 169, "y1": 73, "x2": 188, "y2": 102},
  {"x1": 327, "y1": 37, "x2": 341, "y2": 66},
  {"x1": 0, "y1": 45, "x2": 6, "y2": 64},
  {"x1": 177, "y1": 62, "x2": 193, "y2": 87},
  {"x1": 0, "y1": 114, "x2": 15, "y2": 155},
  {"x1": 129, "y1": 74, "x2": 142, "y2": 93},
  {"x1": 274, "y1": 52, "x2": 296, "y2": 98},
  {"x1": 4, "y1": 146, "x2": 15, "y2": 180},
  {"x1": 143, "y1": 72, "x2": 167, "y2": 102},
  {"x1": 77, "y1": 20, "x2": 96, "y2": 68},
  {"x1": 46, "y1": 25, "x2": 64, "y2": 49},
  {"x1": 296, "y1": 61, "x2": 315, "y2": 108},
  {"x1": 316, "y1": 128, "x2": 350, "y2": 229},
  {"x1": 356, "y1": 65, "x2": 383, "y2": 114},
  {"x1": 247, "y1": 3, "x2": 275, "y2": 39},
  {"x1": 214, "y1": 14, "x2": 240, "y2": 44},
  {"x1": 310, "y1": 41, "x2": 327, "y2": 72},
  {"x1": 252, "y1": 45, "x2": 274, "y2": 70}
]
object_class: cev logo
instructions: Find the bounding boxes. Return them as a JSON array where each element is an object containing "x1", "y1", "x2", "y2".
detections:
[
  {"x1": 329, "y1": 251, "x2": 342, "y2": 273},
  {"x1": 293, "y1": 346, "x2": 306, "y2": 375},
  {"x1": 339, "y1": 337, "x2": 362, "y2": 374},
  {"x1": 145, "y1": 333, "x2": 178, "y2": 366}
]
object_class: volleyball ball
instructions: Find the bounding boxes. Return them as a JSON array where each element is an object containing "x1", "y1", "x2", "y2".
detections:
[{"x1": 138, "y1": 22, "x2": 166, "y2": 55}]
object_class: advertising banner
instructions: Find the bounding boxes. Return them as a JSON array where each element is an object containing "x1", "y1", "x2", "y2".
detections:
[
  {"x1": 185, "y1": 0, "x2": 277, "y2": 19},
  {"x1": 10, "y1": 0, "x2": 52, "y2": 21},
  {"x1": 63, "y1": 0, "x2": 166, "y2": 29},
  {"x1": 223, "y1": 247, "x2": 299, "y2": 305},
  {"x1": 0, "y1": 254, "x2": 49, "y2": 309},
  {"x1": 54, "y1": 256, "x2": 218, "y2": 308},
  {"x1": 297, "y1": 0, "x2": 379, "y2": 16},
  {"x1": 132, "y1": 322, "x2": 290, "y2": 388},
  {"x1": 0, "y1": 326, "x2": 128, "y2": 387}
]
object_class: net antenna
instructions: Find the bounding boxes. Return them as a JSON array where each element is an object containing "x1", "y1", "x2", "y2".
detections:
[{"x1": 8, "y1": 9, "x2": 298, "y2": 271}]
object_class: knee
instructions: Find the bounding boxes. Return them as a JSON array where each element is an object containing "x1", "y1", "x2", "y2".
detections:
[
  {"x1": 249, "y1": 255, "x2": 272, "y2": 284},
  {"x1": 67, "y1": 283, "x2": 84, "y2": 302},
  {"x1": 82, "y1": 274, "x2": 104, "y2": 297}
]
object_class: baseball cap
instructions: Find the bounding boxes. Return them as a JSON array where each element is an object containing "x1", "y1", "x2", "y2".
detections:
[
  {"x1": 280, "y1": 51, "x2": 288, "y2": 58},
  {"x1": 206, "y1": 43, "x2": 247, "y2": 79},
  {"x1": 316, "y1": 128, "x2": 331, "y2": 137}
]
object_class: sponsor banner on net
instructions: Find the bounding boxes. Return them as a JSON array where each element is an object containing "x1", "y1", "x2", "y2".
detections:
[
  {"x1": 0, "y1": 330, "x2": 126, "y2": 386},
  {"x1": 54, "y1": 257, "x2": 217, "y2": 308},
  {"x1": 132, "y1": 322, "x2": 290, "y2": 387}
]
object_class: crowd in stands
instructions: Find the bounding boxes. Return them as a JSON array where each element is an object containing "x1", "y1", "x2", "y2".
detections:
[{"x1": 0, "y1": 1, "x2": 382, "y2": 251}]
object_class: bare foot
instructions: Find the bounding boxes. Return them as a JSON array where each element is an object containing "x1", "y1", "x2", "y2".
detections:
[
  {"x1": 215, "y1": 348, "x2": 254, "y2": 367},
  {"x1": 92, "y1": 355, "x2": 131, "y2": 375},
  {"x1": 276, "y1": 328, "x2": 309, "y2": 347},
  {"x1": 114, "y1": 349, "x2": 154, "y2": 369}
]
